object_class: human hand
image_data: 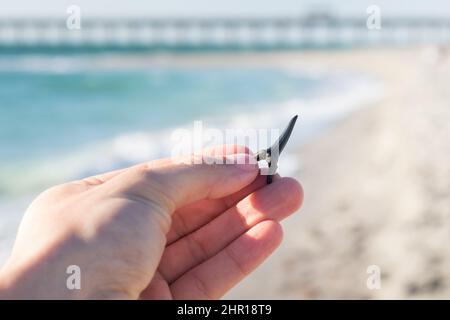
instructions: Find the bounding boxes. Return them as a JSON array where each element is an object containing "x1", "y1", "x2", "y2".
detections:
[{"x1": 0, "y1": 145, "x2": 303, "y2": 299}]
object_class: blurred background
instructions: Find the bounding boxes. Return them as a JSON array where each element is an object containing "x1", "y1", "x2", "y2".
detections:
[{"x1": 0, "y1": 0, "x2": 449, "y2": 299}]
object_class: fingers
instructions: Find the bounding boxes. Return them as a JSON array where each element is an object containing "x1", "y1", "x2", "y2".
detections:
[
  {"x1": 201, "y1": 144, "x2": 252, "y2": 157},
  {"x1": 170, "y1": 220, "x2": 283, "y2": 300},
  {"x1": 223, "y1": 174, "x2": 280, "y2": 208},
  {"x1": 76, "y1": 143, "x2": 251, "y2": 188},
  {"x1": 159, "y1": 177, "x2": 303, "y2": 283},
  {"x1": 76, "y1": 167, "x2": 129, "y2": 187},
  {"x1": 111, "y1": 152, "x2": 259, "y2": 213},
  {"x1": 166, "y1": 174, "x2": 275, "y2": 244},
  {"x1": 139, "y1": 272, "x2": 172, "y2": 300}
]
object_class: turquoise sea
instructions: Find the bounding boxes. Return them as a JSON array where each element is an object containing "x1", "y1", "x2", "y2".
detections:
[{"x1": 0, "y1": 52, "x2": 382, "y2": 262}]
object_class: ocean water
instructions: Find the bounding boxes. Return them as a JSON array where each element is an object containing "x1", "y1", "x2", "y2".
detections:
[{"x1": 0, "y1": 53, "x2": 383, "y2": 263}]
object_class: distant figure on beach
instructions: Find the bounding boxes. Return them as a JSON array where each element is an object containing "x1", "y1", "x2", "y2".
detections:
[{"x1": 0, "y1": 145, "x2": 303, "y2": 299}]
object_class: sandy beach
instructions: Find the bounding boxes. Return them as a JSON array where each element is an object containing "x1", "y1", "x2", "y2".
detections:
[{"x1": 213, "y1": 47, "x2": 450, "y2": 299}]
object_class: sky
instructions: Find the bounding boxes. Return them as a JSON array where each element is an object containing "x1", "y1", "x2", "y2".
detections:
[{"x1": 0, "y1": 0, "x2": 449, "y2": 18}]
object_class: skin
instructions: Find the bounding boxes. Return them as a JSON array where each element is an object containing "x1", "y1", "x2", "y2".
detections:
[{"x1": 0, "y1": 145, "x2": 303, "y2": 299}]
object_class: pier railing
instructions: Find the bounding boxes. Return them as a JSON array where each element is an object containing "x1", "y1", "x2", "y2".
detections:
[{"x1": 0, "y1": 16, "x2": 449, "y2": 52}]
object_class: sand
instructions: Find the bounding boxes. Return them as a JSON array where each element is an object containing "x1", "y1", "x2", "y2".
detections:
[{"x1": 221, "y1": 47, "x2": 450, "y2": 299}]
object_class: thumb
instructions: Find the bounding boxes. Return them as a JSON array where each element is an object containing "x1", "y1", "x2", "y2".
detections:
[{"x1": 113, "y1": 153, "x2": 259, "y2": 212}]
